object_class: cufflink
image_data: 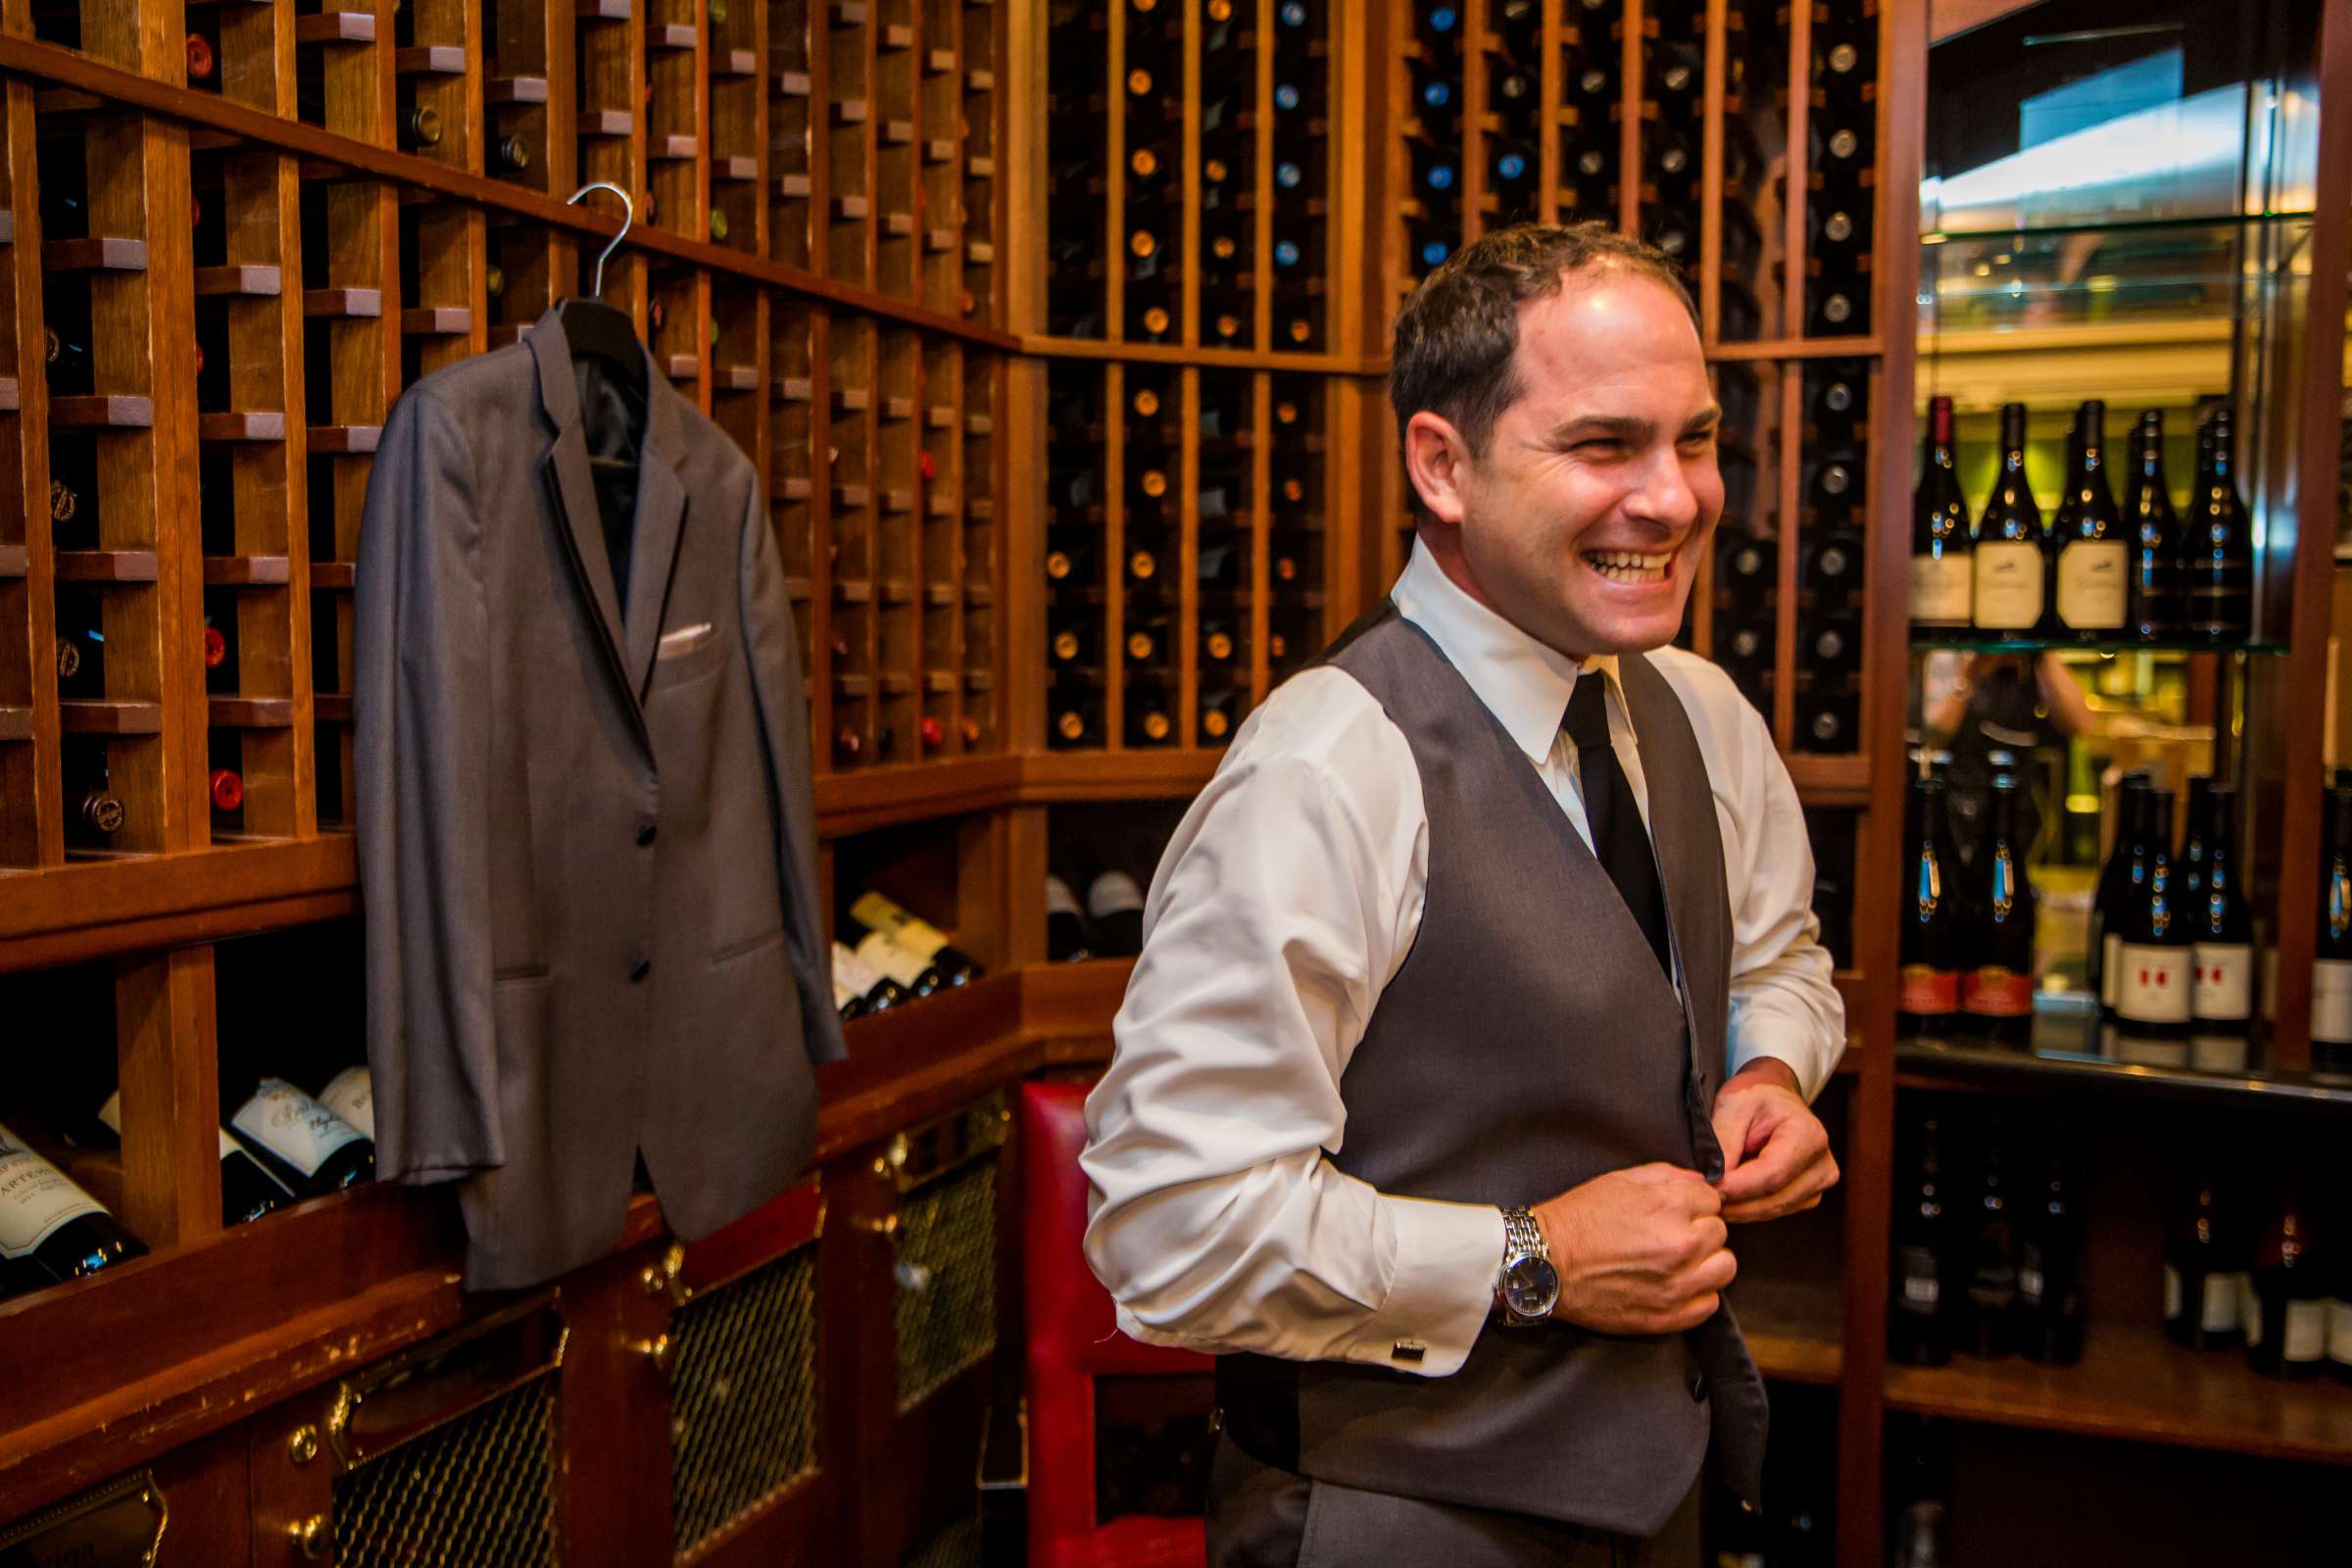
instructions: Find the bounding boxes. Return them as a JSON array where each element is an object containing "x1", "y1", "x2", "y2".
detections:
[{"x1": 1390, "y1": 1340, "x2": 1427, "y2": 1364}]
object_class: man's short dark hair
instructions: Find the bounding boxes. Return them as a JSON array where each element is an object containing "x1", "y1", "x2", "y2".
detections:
[{"x1": 1389, "y1": 222, "x2": 1700, "y2": 471}]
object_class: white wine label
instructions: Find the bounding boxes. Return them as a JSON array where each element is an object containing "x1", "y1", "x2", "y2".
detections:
[
  {"x1": 96, "y1": 1092, "x2": 122, "y2": 1137},
  {"x1": 2101, "y1": 932, "x2": 2122, "y2": 1007},
  {"x1": 1909, "y1": 553, "x2": 1973, "y2": 626},
  {"x1": 0, "y1": 1124, "x2": 107, "y2": 1260},
  {"x1": 2055, "y1": 539, "x2": 2129, "y2": 629},
  {"x1": 2115, "y1": 944, "x2": 2191, "y2": 1024},
  {"x1": 2314, "y1": 959, "x2": 2352, "y2": 1045},
  {"x1": 832, "y1": 971, "x2": 862, "y2": 1011},
  {"x1": 2191, "y1": 944, "x2": 2253, "y2": 1022},
  {"x1": 1896, "y1": 1246, "x2": 1939, "y2": 1311},
  {"x1": 1088, "y1": 869, "x2": 1147, "y2": 920},
  {"x1": 2238, "y1": 1276, "x2": 2261, "y2": 1344},
  {"x1": 1972, "y1": 541, "x2": 2043, "y2": 630},
  {"x1": 318, "y1": 1066, "x2": 375, "y2": 1140},
  {"x1": 2204, "y1": 1273, "x2": 2243, "y2": 1334},
  {"x1": 231, "y1": 1079, "x2": 365, "y2": 1179},
  {"x1": 832, "y1": 940, "x2": 886, "y2": 998},
  {"x1": 2188, "y1": 1034, "x2": 2250, "y2": 1073},
  {"x1": 1045, "y1": 877, "x2": 1083, "y2": 918},
  {"x1": 2329, "y1": 1299, "x2": 2352, "y2": 1365},
  {"x1": 853, "y1": 929, "x2": 931, "y2": 989},
  {"x1": 2284, "y1": 1299, "x2": 2328, "y2": 1363},
  {"x1": 851, "y1": 892, "x2": 955, "y2": 961},
  {"x1": 2163, "y1": 1264, "x2": 2181, "y2": 1322},
  {"x1": 2018, "y1": 1266, "x2": 2045, "y2": 1306}
]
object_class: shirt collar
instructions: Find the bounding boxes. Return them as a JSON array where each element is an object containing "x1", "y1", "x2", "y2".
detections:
[{"x1": 1392, "y1": 536, "x2": 1621, "y2": 764}]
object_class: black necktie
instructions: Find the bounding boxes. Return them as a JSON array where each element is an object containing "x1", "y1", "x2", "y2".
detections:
[{"x1": 1563, "y1": 675, "x2": 1673, "y2": 979}]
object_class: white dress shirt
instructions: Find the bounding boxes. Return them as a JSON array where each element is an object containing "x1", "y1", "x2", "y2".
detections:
[{"x1": 1080, "y1": 539, "x2": 1847, "y2": 1379}]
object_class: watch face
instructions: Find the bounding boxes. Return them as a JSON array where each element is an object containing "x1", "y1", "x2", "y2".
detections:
[{"x1": 1502, "y1": 1254, "x2": 1560, "y2": 1319}]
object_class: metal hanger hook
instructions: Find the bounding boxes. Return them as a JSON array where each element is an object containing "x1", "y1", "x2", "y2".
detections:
[{"x1": 565, "y1": 181, "x2": 633, "y2": 296}]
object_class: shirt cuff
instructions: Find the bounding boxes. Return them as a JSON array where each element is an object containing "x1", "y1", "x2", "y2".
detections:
[
  {"x1": 1729, "y1": 1015, "x2": 1841, "y2": 1102},
  {"x1": 1334, "y1": 1195, "x2": 1505, "y2": 1379}
]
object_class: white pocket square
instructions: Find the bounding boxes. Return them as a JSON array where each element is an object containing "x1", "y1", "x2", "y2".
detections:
[{"x1": 657, "y1": 622, "x2": 714, "y2": 660}]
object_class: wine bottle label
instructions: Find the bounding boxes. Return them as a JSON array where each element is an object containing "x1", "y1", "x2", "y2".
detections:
[
  {"x1": 2018, "y1": 1265, "x2": 2045, "y2": 1306},
  {"x1": 853, "y1": 929, "x2": 931, "y2": 989},
  {"x1": 832, "y1": 970, "x2": 862, "y2": 1011},
  {"x1": 2163, "y1": 1264, "x2": 2181, "y2": 1322},
  {"x1": 831, "y1": 939, "x2": 887, "y2": 998},
  {"x1": 2313, "y1": 958, "x2": 2352, "y2": 1044},
  {"x1": 101, "y1": 1093, "x2": 285, "y2": 1178},
  {"x1": 850, "y1": 892, "x2": 954, "y2": 962},
  {"x1": 1895, "y1": 1246, "x2": 1939, "y2": 1313},
  {"x1": 1908, "y1": 552, "x2": 1972, "y2": 626},
  {"x1": 2115, "y1": 944, "x2": 2191, "y2": 1024},
  {"x1": 2328, "y1": 1298, "x2": 2352, "y2": 1365},
  {"x1": 231, "y1": 1079, "x2": 365, "y2": 1179},
  {"x1": 1971, "y1": 541, "x2": 2043, "y2": 629},
  {"x1": 1961, "y1": 965, "x2": 2034, "y2": 1018},
  {"x1": 0, "y1": 1124, "x2": 107, "y2": 1260},
  {"x1": 2190, "y1": 943, "x2": 2253, "y2": 1022},
  {"x1": 1087, "y1": 869, "x2": 1147, "y2": 921},
  {"x1": 318, "y1": 1066, "x2": 375, "y2": 1141},
  {"x1": 2239, "y1": 1276, "x2": 2261, "y2": 1342},
  {"x1": 2284, "y1": 1299, "x2": 2327, "y2": 1363},
  {"x1": 2189, "y1": 1034, "x2": 2249, "y2": 1074},
  {"x1": 2055, "y1": 539, "x2": 2128, "y2": 629},
  {"x1": 1045, "y1": 878, "x2": 1083, "y2": 918},
  {"x1": 1896, "y1": 964, "x2": 1959, "y2": 1014},
  {"x1": 2205, "y1": 1272, "x2": 2243, "y2": 1334}
]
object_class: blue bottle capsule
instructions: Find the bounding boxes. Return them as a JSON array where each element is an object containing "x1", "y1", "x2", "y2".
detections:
[
  {"x1": 1421, "y1": 79, "x2": 1452, "y2": 109},
  {"x1": 1276, "y1": 162, "x2": 1303, "y2": 189},
  {"x1": 1496, "y1": 153, "x2": 1528, "y2": 181},
  {"x1": 1429, "y1": 5, "x2": 1458, "y2": 32},
  {"x1": 1426, "y1": 163, "x2": 1454, "y2": 191},
  {"x1": 1276, "y1": 82, "x2": 1301, "y2": 112},
  {"x1": 1275, "y1": 239, "x2": 1302, "y2": 268},
  {"x1": 1280, "y1": 1, "x2": 1307, "y2": 27},
  {"x1": 1420, "y1": 239, "x2": 1450, "y2": 268}
]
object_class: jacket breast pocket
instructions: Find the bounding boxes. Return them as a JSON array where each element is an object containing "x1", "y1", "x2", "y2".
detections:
[{"x1": 650, "y1": 623, "x2": 730, "y2": 691}]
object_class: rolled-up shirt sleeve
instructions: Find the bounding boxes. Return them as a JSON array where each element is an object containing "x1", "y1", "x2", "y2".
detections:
[
  {"x1": 1080, "y1": 683, "x2": 1503, "y2": 1378},
  {"x1": 1718, "y1": 695, "x2": 1849, "y2": 1102}
]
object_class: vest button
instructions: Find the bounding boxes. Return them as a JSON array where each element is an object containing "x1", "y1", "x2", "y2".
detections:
[
  {"x1": 1690, "y1": 1371, "x2": 1710, "y2": 1403},
  {"x1": 636, "y1": 818, "x2": 657, "y2": 847},
  {"x1": 630, "y1": 958, "x2": 652, "y2": 983}
]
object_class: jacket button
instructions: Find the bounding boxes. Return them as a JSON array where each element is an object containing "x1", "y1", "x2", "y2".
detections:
[
  {"x1": 630, "y1": 958, "x2": 652, "y2": 984},
  {"x1": 636, "y1": 818, "x2": 657, "y2": 847},
  {"x1": 1690, "y1": 1372, "x2": 1710, "y2": 1403}
]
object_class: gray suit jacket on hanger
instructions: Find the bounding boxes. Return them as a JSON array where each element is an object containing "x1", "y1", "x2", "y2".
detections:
[{"x1": 355, "y1": 306, "x2": 845, "y2": 1291}]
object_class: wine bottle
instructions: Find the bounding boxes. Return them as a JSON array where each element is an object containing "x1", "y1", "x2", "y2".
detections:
[
  {"x1": 226, "y1": 1077, "x2": 374, "y2": 1197},
  {"x1": 1046, "y1": 874, "x2": 1095, "y2": 962},
  {"x1": 2089, "y1": 772, "x2": 2151, "y2": 1018},
  {"x1": 1964, "y1": 1113, "x2": 2018, "y2": 1358},
  {"x1": 2246, "y1": 1168, "x2": 2327, "y2": 1380},
  {"x1": 401, "y1": 104, "x2": 444, "y2": 150},
  {"x1": 829, "y1": 941, "x2": 876, "y2": 1021},
  {"x1": 94, "y1": 1091, "x2": 293, "y2": 1227},
  {"x1": 2182, "y1": 406, "x2": 2254, "y2": 643},
  {"x1": 2016, "y1": 1122, "x2": 2082, "y2": 1365},
  {"x1": 2049, "y1": 400, "x2": 2127, "y2": 641},
  {"x1": 305, "y1": 1066, "x2": 371, "y2": 1143},
  {"x1": 1910, "y1": 395, "x2": 1972, "y2": 636},
  {"x1": 1971, "y1": 403, "x2": 2045, "y2": 634},
  {"x1": 0, "y1": 1122, "x2": 146, "y2": 1291},
  {"x1": 1898, "y1": 776, "x2": 1962, "y2": 1034},
  {"x1": 850, "y1": 890, "x2": 984, "y2": 988},
  {"x1": 2186, "y1": 784, "x2": 2253, "y2": 1072},
  {"x1": 2164, "y1": 1140, "x2": 2244, "y2": 1350},
  {"x1": 2112, "y1": 787, "x2": 2190, "y2": 1049},
  {"x1": 831, "y1": 938, "x2": 906, "y2": 1013},
  {"x1": 1960, "y1": 772, "x2": 2034, "y2": 1043},
  {"x1": 2315, "y1": 783, "x2": 2352, "y2": 1073},
  {"x1": 1889, "y1": 1115, "x2": 1953, "y2": 1367},
  {"x1": 2125, "y1": 410, "x2": 2181, "y2": 642},
  {"x1": 1087, "y1": 868, "x2": 1146, "y2": 958}
]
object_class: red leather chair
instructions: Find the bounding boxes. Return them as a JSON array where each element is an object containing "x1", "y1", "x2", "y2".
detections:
[{"x1": 1020, "y1": 1078, "x2": 1210, "y2": 1568}]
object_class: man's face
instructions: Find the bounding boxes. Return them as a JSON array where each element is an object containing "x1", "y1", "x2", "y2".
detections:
[{"x1": 1414, "y1": 271, "x2": 1723, "y2": 660}]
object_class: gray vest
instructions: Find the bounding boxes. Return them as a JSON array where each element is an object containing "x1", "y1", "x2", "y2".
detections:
[{"x1": 1215, "y1": 604, "x2": 1768, "y2": 1538}]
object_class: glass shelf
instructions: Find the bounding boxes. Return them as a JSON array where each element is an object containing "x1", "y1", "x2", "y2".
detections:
[
  {"x1": 1895, "y1": 1030, "x2": 2352, "y2": 1115},
  {"x1": 1920, "y1": 211, "x2": 2316, "y2": 246},
  {"x1": 1910, "y1": 637, "x2": 2289, "y2": 657},
  {"x1": 1917, "y1": 218, "x2": 2312, "y2": 339}
]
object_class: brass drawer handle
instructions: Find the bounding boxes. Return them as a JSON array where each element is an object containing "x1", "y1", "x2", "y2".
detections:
[{"x1": 288, "y1": 1515, "x2": 330, "y2": 1561}]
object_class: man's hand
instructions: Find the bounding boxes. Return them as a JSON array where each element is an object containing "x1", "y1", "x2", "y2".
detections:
[
  {"x1": 1710, "y1": 1058, "x2": 1838, "y2": 1223},
  {"x1": 1531, "y1": 1164, "x2": 1734, "y2": 1335}
]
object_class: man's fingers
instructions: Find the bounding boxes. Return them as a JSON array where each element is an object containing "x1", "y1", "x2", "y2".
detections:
[
  {"x1": 1721, "y1": 1150, "x2": 1839, "y2": 1223},
  {"x1": 1663, "y1": 1291, "x2": 1721, "y2": 1333},
  {"x1": 1715, "y1": 1114, "x2": 1828, "y2": 1202}
]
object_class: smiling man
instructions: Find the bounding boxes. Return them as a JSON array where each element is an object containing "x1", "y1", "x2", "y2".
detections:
[{"x1": 1080, "y1": 223, "x2": 1847, "y2": 1566}]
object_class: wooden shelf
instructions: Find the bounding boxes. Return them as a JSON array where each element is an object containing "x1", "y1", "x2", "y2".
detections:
[
  {"x1": 1732, "y1": 1280, "x2": 1845, "y2": 1388},
  {"x1": 1886, "y1": 1324, "x2": 2352, "y2": 1466}
]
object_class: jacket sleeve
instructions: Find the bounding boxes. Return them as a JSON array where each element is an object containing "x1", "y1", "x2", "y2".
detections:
[
  {"x1": 355, "y1": 391, "x2": 506, "y2": 1182},
  {"x1": 738, "y1": 476, "x2": 848, "y2": 1065}
]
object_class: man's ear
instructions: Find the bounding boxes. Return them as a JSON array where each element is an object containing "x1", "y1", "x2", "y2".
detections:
[{"x1": 1403, "y1": 411, "x2": 1474, "y2": 526}]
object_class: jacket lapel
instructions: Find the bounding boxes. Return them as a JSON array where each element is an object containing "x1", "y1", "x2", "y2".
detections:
[{"x1": 620, "y1": 384, "x2": 688, "y2": 701}]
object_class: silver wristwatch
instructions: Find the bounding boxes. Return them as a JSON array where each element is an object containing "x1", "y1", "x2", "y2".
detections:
[{"x1": 1496, "y1": 1206, "x2": 1559, "y2": 1326}]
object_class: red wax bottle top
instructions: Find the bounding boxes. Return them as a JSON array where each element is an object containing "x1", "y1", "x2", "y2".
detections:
[
  {"x1": 918, "y1": 451, "x2": 936, "y2": 481},
  {"x1": 919, "y1": 716, "x2": 944, "y2": 749},
  {"x1": 210, "y1": 767, "x2": 244, "y2": 811},
  {"x1": 203, "y1": 625, "x2": 227, "y2": 667},
  {"x1": 186, "y1": 32, "x2": 215, "y2": 80}
]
